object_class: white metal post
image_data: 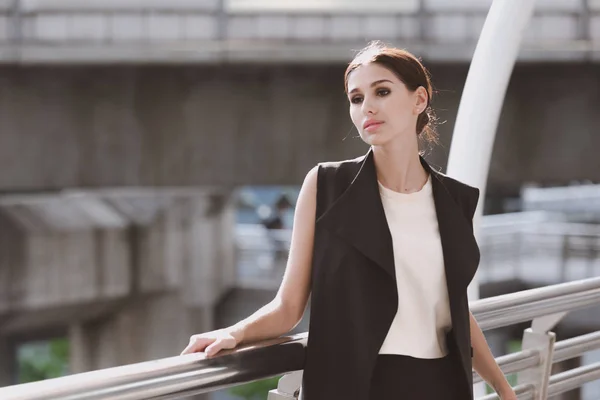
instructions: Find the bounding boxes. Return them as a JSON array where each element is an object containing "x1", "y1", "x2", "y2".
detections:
[
  {"x1": 268, "y1": 371, "x2": 303, "y2": 400},
  {"x1": 446, "y1": 0, "x2": 537, "y2": 299},
  {"x1": 517, "y1": 312, "x2": 566, "y2": 399},
  {"x1": 445, "y1": 0, "x2": 537, "y2": 397}
]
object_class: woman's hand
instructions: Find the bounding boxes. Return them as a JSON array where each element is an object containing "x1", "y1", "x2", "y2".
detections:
[{"x1": 180, "y1": 328, "x2": 241, "y2": 357}]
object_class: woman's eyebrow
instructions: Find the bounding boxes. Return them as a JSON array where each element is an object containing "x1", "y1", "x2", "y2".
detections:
[{"x1": 348, "y1": 79, "x2": 394, "y2": 94}]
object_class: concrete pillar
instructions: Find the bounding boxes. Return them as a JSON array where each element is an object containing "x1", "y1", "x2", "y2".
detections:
[
  {"x1": 64, "y1": 190, "x2": 235, "y2": 399},
  {"x1": 0, "y1": 189, "x2": 235, "y2": 400},
  {"x1": 69, "y1": 323, "x2": 92, "y2": 374},
  {"x1": 132, "y1": 191, "x2": 237, "y2": 302},
  {"x1": 182, "y1": 192, "x2": 237, "y2": 308},
  {"x1": 0, "y1": 335, "x2": 13, "y2": 387},
  {"x1": 66, "y1": 296, "x2": 213, "y2": 399}
]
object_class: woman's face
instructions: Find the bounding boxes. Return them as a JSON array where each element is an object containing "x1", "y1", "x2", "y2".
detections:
[{"x1": 346, "y1": 62, "x2": 427, "y2": 147}]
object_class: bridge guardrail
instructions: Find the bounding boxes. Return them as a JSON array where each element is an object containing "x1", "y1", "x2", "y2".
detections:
[{"x1": 1, "y1": 276, "x2": 600, "y2": 399}]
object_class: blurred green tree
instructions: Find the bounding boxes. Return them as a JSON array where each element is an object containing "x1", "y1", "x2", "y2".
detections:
[
  {"x1": 228, "y1": 376, "x2": 281, "y2": 400},
  {"x1": 18, "y1": 338, "x2": 69, "y2": 383}
]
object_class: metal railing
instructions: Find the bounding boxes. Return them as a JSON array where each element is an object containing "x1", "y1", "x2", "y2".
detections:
[
  {"x1": 523, "y1": 182, "x2": 600, "y2": 217},
  {"x1": 1, "y1": 277, "x2": 600, "y2": 399},
  {"x1": 0, "y1": 0, "x2": 598, "y2": 63},
  {"x1": 234, "y1": 212, "x2": 600, "y2": 289}
]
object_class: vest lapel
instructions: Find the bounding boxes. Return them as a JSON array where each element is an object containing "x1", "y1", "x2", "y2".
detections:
[
  {"x1": 317, "y1": 149, "x2": 479, "y2": 294},
  {"x1": 317, "y1": 149, "x2": 396, "y2": 280}
]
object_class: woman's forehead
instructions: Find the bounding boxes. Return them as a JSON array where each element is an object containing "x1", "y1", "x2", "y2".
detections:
[{"x1": 347, "y1": 64, "x2": 397, "y2": 90}]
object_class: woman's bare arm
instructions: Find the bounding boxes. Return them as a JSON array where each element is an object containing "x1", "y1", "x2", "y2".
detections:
[
  {"x1": 181, "y1": 166, "x2": 318, "y2": 356},
  {"x1": 470, "y1": 312, "x2": 516, "y2": 399}
]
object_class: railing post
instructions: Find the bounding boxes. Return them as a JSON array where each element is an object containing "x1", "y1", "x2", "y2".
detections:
[
  {"x1": 560, "y1": 235, "x2": 570, "y2": 282},
  {"x1": 517, "y1": 312, "x2": 565, "y2": 399},
  {"x1": 267, "y1": 371, "x2": 302, "y2": 400},
  {"x1": 517, "y1": 329, "x2": 555, "y2": 399},
  {"x1": 8, "y1": 0, "x2": 23, "y2": 46}
]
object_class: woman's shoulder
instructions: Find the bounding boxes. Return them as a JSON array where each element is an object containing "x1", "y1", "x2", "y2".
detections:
[
  {"x1": 311, "y1": 155, "x2": 367, "y2": 206},
  {"x1": 432, "y1": 169, "x2": 479, "y2": 196},
  {"x1": 317, "y1": 154, "x2": 366, "y2": 171},
  {"x1": 315, "y1": 154, "x2": 367, "y2": 186},
  {"x1": 432, "y1": 170, "x2": 480, "y2": 219}
]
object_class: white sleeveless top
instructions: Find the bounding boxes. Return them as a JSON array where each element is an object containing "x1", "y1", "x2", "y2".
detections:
[{"x1": 377, "y1": 175, "x2": 452, "y2": 359}]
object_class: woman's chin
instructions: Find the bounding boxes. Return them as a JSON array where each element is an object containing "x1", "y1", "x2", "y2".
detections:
[{"x1": 360, "y1": 132, "x2": 390, "y2": 147}]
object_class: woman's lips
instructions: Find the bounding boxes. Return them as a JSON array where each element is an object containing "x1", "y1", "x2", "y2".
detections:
[{"x1": 364, "y1": 122, "x2": 384, "y2": 132}]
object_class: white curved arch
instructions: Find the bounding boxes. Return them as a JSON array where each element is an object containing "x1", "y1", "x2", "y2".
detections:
[
  {"x1": 447, "y1": 5, "x2": 539, "y2": 396},
  {"x1": 447, "y1": 0, "x2": 537, "y2": 302}
]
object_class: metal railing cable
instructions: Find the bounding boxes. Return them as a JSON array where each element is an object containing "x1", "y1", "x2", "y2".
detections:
[
  {"x1": 553, "y1": 331, "x2": 600, "y2": 363},
  {"x1": 547, "y1": 362, "x2": 600, "y2": 396},
  {"x1": 473, "y1": 349, "x2": 540, "y2": 384},
  {"x1": 1, "y1": 277, "x2": 600, "y2": 399},
  {"x1": 471, "y1": 276, "x2": 600, "y2": 330},
  {"x1": 478, "y1": 383, "x2": 535, "y2": 400}
]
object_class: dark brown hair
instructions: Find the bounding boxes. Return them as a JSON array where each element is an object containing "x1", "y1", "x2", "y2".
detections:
[{"x1": 344, "y1": 41, "x2": 438, "y2": 146}]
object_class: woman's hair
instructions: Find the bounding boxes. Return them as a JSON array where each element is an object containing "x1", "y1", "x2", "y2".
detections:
[{"x1": 344, "y1": 41, "x2": 438, "y2": 146}]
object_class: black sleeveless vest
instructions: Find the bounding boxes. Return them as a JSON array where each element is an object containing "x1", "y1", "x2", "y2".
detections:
[{"x1": 302, "y1": 149, "x2": 480, "y2": 399}]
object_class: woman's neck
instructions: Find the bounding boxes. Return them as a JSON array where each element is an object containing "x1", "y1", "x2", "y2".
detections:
[{"x1": 372, "y1": 139, "x2": 429, "y2": 194}]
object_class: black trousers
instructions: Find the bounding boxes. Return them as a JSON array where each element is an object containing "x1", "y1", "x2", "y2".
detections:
[{"x1": 369, "y1": 354, "x2": 467, "y2": 399}]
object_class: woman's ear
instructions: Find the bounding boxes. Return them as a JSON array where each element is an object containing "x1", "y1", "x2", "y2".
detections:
[{"x1": 414, "y1": 86, "x2": 429, "y2": 114}]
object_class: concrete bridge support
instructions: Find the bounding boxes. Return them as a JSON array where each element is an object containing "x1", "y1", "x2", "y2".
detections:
[{"x1": 0, "y1": 189, "x2": 236, "y2": 382}]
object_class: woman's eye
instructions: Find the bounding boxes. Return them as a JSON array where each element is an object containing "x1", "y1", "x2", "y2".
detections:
[{"x1": 350, "y1": 89, "x2": 388, "y2": 104}]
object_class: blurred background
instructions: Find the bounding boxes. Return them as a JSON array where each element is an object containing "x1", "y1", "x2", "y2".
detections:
[{"x1": 0, "y1": 0, "x2": 599, "y2": 399}]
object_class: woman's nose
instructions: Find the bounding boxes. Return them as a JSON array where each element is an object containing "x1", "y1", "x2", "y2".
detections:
[{"x1": 362, "y1": 98, "x2": 377, "y2": 115}]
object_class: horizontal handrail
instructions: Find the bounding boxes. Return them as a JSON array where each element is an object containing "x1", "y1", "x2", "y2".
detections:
[
  {"x1": 473, "y1": 349, "x2": 540, "y2": 384},
  {"x1": 553, "y1": 331, "x2": 600, "y2": 363},
  {"x1": 0, "y1": 335, "x2": 307, "y2": 400},
  {"x1": 548, "y1": 362, "x2": 600, "y2": 396},
  {"x1": 471, "y1": 276, "x2": 600, "y2": 330},
  {"x1": 2, "y1": 277, "x2": 600, "y2": 399},
  {"x1": 473, "y1": 330, "x2": 600, "y2": 385},
  {"x1": 478, "y1": 383, "x2": 535, "y2": 400}
]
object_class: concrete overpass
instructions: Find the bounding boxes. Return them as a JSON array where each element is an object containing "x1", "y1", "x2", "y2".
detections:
[
  {"x1": 0, "y1": 63, "x2": 599, "y2": 198},
  {"x1": 0, "y1": 188, "x2": 237, "y2": 388},
  {"x1": 0, "y1": 0, "x2": 598, "y2": 194}
]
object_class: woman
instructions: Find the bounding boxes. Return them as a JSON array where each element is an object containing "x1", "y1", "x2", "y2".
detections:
[{"x1": 181, "y1": 41, "x2": 517, "y2": 399}]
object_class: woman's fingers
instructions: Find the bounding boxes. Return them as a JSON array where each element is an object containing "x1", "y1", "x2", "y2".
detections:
[
  {"x1": 205, "y1": 337, "x2": 236, "y2": 357},
  {"x1": 180, "y1": 330, "x2": 238, "y2": 357},
  {"x1": 180, "y1": 335, "x2": 214, "y2": 355},
  {"x1": 204, "y1": 339, "x2": 224, "y2": 357}
]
